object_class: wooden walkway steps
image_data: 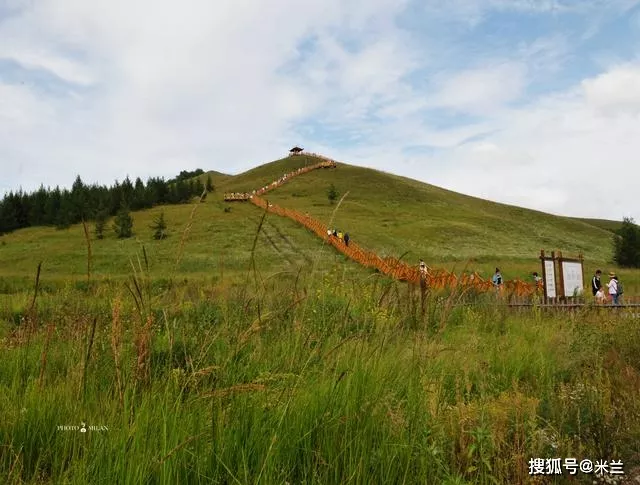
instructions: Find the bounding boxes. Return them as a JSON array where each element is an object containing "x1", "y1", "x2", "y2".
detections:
[{"x1": 223, "y1": 152, "x2": 573, "y2": 299}]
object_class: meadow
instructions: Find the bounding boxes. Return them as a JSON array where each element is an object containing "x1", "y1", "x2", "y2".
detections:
[
  {"x1": 1, "y1": 259, "x2": 640, "y2": 484},
  {"x1": 1, "y1": 154, "x2": 640, "y2": 484}
]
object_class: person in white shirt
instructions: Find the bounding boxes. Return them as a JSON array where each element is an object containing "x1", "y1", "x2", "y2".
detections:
[{"x1": 607, "y1": 272, "x2": 619, "y2": 305}]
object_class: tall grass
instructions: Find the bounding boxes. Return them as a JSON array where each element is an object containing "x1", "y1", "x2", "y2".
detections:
[{"x1": 1, "y1": 261, "x2": 639, "y2": 484}]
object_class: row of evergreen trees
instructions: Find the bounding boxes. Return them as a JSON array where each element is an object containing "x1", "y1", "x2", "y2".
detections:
[{"x1": 0, "y1": 172, "x2": 214, "y2": 236}]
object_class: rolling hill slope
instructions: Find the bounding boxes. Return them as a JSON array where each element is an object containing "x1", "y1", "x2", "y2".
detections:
[
  {"x1": 219, "y1": 155, "x2": 617, "y2": 265},
  {"x1": 0, "y1": 153, "x2": 634, "y2": 290}
]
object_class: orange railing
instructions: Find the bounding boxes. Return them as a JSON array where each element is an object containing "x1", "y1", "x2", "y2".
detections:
[
  {"x1": 224, "y1": 159, "x2": 336, "y2": 201},
  {"x1": 225, "y1": 153, "x2": 539, "y2": 297}
]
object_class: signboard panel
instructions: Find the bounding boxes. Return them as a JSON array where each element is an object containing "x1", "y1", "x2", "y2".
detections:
[
  {"x1": 544, "y1": 259, "x2": 556, "y2": 298},
  {"x1": 562, "y1": 261, "x2": 583, "y2": 296}
]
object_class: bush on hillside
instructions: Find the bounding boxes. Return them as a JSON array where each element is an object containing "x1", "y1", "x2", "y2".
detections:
[
  {"x1": 613, "y1": 217, "x2": 640, "y2": 268},
  {"x1": 327, "y1": 183, "x2": 339, "y2": 205}
]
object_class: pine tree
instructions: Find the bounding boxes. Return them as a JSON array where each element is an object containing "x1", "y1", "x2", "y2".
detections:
[
  {"x1": 175, "y1": 179, "x2": 190, "y2": 203},
  {"x1": 0, "y1": 193, "x2": 18, "y2": 234},
  {"x1": 194, "y1": 179, "x2": 205, "y2": 198},
  {"x1": 45, "y1": 187, "x2": 61, "y2": 225},
  {"x1": 71, "y1": 175, "x2": 86, "y2": 220},
  {"x1": 613, "y1": 217, "x2": 640, "y2": 268},
  {"x1": 121, "y1": 177, "x2": 134, "y2": 207},
  {"x1": 133, "y1": 177, "x2": 146, "y2": 210},
  {"x1": 113, "y1": 202, "x2": 133, "y2": 238},
  {"x1": 150, "y1": 211, "x2": 167, "y2": 240},
  {"x1": 29, "y1": 185, "x2": 48, "y2": 226},
  {"x1": 94, "y1": 204, "x2": 108, "y2": 240},
  {"x1": 56, "y1": 190, "x2": 74, "y2": 229}
]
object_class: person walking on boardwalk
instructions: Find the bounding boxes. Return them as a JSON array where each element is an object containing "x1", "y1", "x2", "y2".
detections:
[
  {"x1": 591, "y1": 269, "x2": 602, "y2": 297},
  {"x1": 615, "y1": 275, "x2": 624, "y2": 304},
  {"x1": 492, "y1": 268, "x2": 503, "y2": 287},
  {"x1": 419, "y1": 259, "x2": 427, "y2": 275},
  {"x1": 607, "y1": 272, "x2": 619, "y2": 305},
  {"x1": 337, "y1": 231, "x2": 344, "y2": 241},
  {"x1": 344, "y1": 233, "x2": 350, "y2": 246}
]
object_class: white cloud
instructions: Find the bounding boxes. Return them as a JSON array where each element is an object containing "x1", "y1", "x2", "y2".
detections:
[
  {"x1": 427, "y1": 63, "x2": 528, "y2": 114},
  {"x1": 0, "y1": 0, "x2": 638, "y2": 226},
  {"x1": 415, "y1": 66, "x2": 640, "y2": 221},
  {"x1": 582, "y1": 64, "x2": 640, "y2": 115},
  {"x1": 0, "y1": 0, "x2": 414, "y2": 187}
]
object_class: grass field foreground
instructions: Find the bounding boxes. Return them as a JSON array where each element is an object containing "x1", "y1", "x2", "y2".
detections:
[{"x1": 1, "y1": 259, "x2": 640, "y2": 484}]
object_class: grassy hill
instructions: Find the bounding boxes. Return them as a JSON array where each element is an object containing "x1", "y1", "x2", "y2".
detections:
[
  {"x1": 572, "y1": 217, "x2": 622, "y2": 234},
  {"x1": 0, "y1": 154, "x2": 637, "y2": 292},
  {"x1": 196, "y1": 169, "x2": 233, "y2": 188},
  {"x1": 217, "y1": 155, "x2": 634, "y2": 284}
]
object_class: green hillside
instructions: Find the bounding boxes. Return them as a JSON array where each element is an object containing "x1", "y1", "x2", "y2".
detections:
[
  {"x1": 197, "y1": 169, "x2": 233, "y2": 188},
  {"x1": 0, "y1": 154, "x2": 636, "y2": 292},
  {"x1": 572, "y1": 217, "x2": 622, "y2": 234},
  {"x1": 219, "y1": 156, "x2": 624, "y2": 271}
]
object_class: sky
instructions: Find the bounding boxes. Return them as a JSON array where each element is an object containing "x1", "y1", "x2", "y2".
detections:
[{"x1": 1, "y1": 0, "x2": 639, "y2": 222}]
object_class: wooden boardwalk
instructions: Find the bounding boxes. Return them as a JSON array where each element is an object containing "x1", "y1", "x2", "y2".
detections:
[{"x1": 224, "y1": 152, "x2": 632, "y2": 304}]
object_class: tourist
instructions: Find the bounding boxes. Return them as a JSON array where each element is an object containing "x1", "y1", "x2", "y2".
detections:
[
  {"x1": 344, "y1": 233, "x2": 350, "y2": 246},
  {"x1": 615, "y1": 275, "x2": 624, "y2": 304},
  {"x1": 419, "y1": 259, "x2": 428, "y2": 278},
  {"x1": 607, "y1": 272, "x2": 619, "y2": 305},
  {"x1": 492, "y1": 268, "x2": 503, "y2": 287},
  {"x1": 591, "y1": 269, "x2": 602, "y2": 296}
]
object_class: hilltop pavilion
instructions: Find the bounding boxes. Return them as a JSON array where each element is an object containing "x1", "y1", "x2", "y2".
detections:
[{"x1": 289, "y1": 146, "x2": 304, "y2": 156}]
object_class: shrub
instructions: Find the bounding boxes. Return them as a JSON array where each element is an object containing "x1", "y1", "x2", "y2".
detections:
[{"x1": 613, "y1": 217, "x2": 640, "y2": 268}]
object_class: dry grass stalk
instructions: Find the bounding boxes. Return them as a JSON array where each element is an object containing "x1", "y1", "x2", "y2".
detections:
[
  {"x1": 82, "y1": 219, "x2": 92, "y2": 282},
  {"x1": 111, "y1": 297, "x2": 124, "y2": 406},
  {"x1": 37, "y1": 322, "x2": 55, "y2": 389},
  {"x1": 175, "y1": 188, "x2": 207, "y2": 271},
  {"x1": 79, "y1": 316, "x2": 98, "y2": 400},
  {"x1": 154, "y1": 432, "x2": 209, "y2": 467},
  {"x1": 24, "y1": 262, "x2": 43, "y2": 340},
  {"x1": 200, "y1": 383, "x2": 266, "y2": 398},
  {"x1": 134, "y1": 313, "x2": 153, "y2": 385}
]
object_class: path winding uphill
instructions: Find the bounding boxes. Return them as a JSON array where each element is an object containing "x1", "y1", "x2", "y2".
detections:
[{"x1": 224, "y1": 153, "x2": 538, "y2": 297}]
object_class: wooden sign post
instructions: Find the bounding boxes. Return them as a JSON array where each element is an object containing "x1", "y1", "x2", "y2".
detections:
[
  {"x1": 556, "y1": 251, "x2": 585, "y2": 302},
  {"x1": 540, "y1": 250, "x2": 558, "y2": 302}
]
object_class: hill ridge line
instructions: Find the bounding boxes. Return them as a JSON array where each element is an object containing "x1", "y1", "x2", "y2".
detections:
[{"x1": 224, "y1": 152, "x2": 538, "y2": 297}]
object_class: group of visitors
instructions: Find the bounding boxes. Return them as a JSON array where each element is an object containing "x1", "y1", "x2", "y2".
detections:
[
  {"x1": 591, "y1": 269, "x2": 624, "y2": 305},
  {"x1": 327, "y1": 229, "x2": 350, "y2": 246},
  {"x1": 224, "y1": 192, "x2": 251, "y2": 200},
  {"x1": 226, "y1": 160, "x2": 337, "y2": 202}
]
